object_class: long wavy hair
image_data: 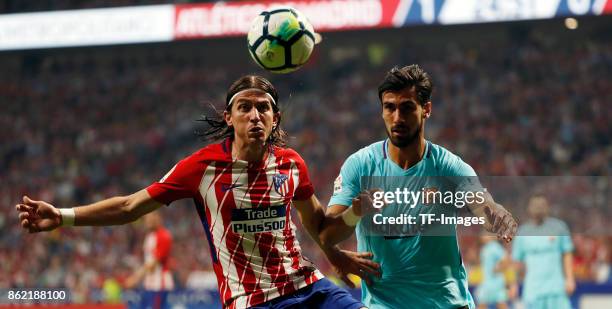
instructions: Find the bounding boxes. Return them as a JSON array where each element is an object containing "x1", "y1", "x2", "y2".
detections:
[{"x1": 197, "y1": 75, "x2": 288, "y2": 147}]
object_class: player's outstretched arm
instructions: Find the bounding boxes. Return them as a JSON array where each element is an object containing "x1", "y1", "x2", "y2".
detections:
[
  {"x1": 468, "y1": 192, "x2": 518, "y2": 242},
  {"x1": 16, "y1": 189, "x2": 163, "y2": 233}
]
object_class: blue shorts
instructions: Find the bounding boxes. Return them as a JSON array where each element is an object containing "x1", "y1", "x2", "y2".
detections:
[
  {"x1": 250, "y1": 278, "x2": 364, "y2": 309},
  {"x1": 140, "y1": 290, "x2": 169, "y2": 309}
]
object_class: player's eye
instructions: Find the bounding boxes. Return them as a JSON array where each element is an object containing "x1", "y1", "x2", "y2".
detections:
[
  {"x1": 237, "y1": 103, "x2": 251, "y2": 112},
  {"x1": 256, "y1": 103, "x2": 270, "y2": 113},
  {"x1": 399, "y1": 105, "x2": 415, "y2": 113},
  {"x1": 383, "y1": 103, "x2": 395, "y2": 112}
]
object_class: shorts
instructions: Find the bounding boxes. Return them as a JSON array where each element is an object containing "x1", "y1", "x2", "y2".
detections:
[
  {"x1": 525, "y1": 294, "x2": 572, "y2": 309},
  {"x1": 476, "y1": 285, "x2": 508, "y2": 305},
  {"x1": 140, "y1": 290, "x2": 169, "y2": 309},
  {"x1": 249, "y1": 278, "x2": 364, "y2": 309}
]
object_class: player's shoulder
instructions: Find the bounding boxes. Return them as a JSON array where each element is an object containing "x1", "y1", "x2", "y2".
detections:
[
  {"x1": 427, "y1": 141, "x2": 476, "y2": 176},
  {"x1": 273, "y1": 146, "x2": 306, "y2": 163},
  {"x1": 427, "y1": 141, "x2": 462, "y2": 162},
  {"x1": 183, "y1": 140, "x2": 230, "y2": 163},
  {"x1": 545, "y1": 217, "x2": 570, "y2": 232},
  {"x1": 516, "y1": 221, "x2": 535, "y2": 235},
  {"x1": 273, "y1": 146, "x2": 300, "y2": 158},
  {"x1": 545, "y1": 217, "x2": 566, "y2": 225}
]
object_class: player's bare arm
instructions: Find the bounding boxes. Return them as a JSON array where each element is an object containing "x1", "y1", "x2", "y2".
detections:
[
  {"x1": 321, "y1": 205, "x2": 357, "y2": 245},
  {"x1": 16, "y1": 189, "x2": 162, "y2": 233},
  {"x1": 494, "y1": 252, "x2": 513, "y2": 273},
  {"x1": 563, "y1": 252, "x2": 576, "y2": 294},
  {"x1": 468, "y1": 192, "x2": 518, "y2": 242},
  {"x1": 293, "y1": 194, "x2": 380, "y2": 286},
  {"x1": 322, "y1": 190, "x2": 380, "y2": 246}
]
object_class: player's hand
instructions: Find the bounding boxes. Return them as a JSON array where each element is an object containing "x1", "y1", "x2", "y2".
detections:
[
  {"x1": 484, "y1": 204, "x2": 517, "y2": 243},
  {"x1": 352, "y1": 189, "x2": 383, "y2": 217},
  {"x1": 565, "y1": 277, "x2": 576, "y2": 295},
  {"x1": 325, "y1": 247, "x2": 380, "y2": 287},
  {"x1": 16, "y1": 196, "x2": 62, "y2": 233}
]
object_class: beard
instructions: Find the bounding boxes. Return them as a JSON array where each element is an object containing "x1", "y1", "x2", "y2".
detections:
[{"x1": 386, "y1": 123, "x2": 422, "y2": 148}]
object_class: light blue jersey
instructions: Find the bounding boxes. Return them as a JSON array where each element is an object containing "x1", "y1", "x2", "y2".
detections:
[
  {"x1": 476, "y1": 241, "x2": 508, "y2": 305},
  {"x1": 512, "y1": 218, "x2": 573, "y2": 308},
  {"x1": 329, "y1": 140, "x2": 477, "y2": 309}
]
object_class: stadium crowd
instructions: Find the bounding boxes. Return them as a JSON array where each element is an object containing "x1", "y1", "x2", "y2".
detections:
[
  {"x1": 1, "y1": 21, "x2": 610, "y2": 303},
  {"x1": 0, "y1": 0, "x2": 207, "y2": 13}
]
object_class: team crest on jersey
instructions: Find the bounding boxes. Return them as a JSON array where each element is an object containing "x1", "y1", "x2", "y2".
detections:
[
  {"x1": 273, "y1": 173, "x2": 289, "y2": 196},
  {"x1": 333, "y1": 175, "x2": 342, "y2": 194}
]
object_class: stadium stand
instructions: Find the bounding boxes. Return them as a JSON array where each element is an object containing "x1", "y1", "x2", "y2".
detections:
[{"x1": 1, "y1": 12, "x2": 610, "y2": 306}]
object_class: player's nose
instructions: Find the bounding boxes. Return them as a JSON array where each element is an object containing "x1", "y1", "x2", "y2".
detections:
[
  {"x1": 391, "y1": 110, "x2": 405, "y2": 124},
  {"x1": 247, "y1": 108, "x2": 262, "y2": 122}
]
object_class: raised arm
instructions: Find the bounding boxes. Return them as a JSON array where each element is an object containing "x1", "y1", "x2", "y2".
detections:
[{"x1": 16, "y1": 189, "x2": 163, "y2": 232}]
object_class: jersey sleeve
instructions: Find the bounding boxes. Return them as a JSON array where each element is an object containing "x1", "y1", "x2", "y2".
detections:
[
  {"x1": 328, "y1": 152, "x2": 362, "y2": 207},
  {"x1": 442, "y1": 151, "x2": 477, "y2": 177},
  {"x1": 154, "y1": 229, "x2": 172, "y2": 262},
  {"x1": 442, "y1": 152, "x2": 483, "y2": 194},
  {"x1": 292, "y1": 152, "x2": 314, "y2": 201},
  {"x1": 146, "y1": 155, "x2": 202, "y2": 205}
]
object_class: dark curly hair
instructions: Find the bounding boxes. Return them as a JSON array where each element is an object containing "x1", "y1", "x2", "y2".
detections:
[
  {"x1": 197, "y1": 75, "x2": 287, "y2": 147},
  {"x1": 378, "y1": 64, "x2": 433, "y2": 106}
]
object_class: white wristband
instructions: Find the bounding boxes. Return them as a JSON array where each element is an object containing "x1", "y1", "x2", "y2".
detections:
[
  {"x1": 59, "y1": 208, "x2": 76, "y2": 226},
  {"x1": 341, "y1": 208, "x2": 361, "y2": 226}
]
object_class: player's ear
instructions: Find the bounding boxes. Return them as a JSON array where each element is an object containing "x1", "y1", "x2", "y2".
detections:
[
  {"x1": 423, "y1": 101, "x2": 432, "y2": 119},
  {"x1": 223, "y1": 110, "x2": 233, "y2": 127},
  {"x1": 272, "y1": 112, "x2": 280, "y2": 129}
]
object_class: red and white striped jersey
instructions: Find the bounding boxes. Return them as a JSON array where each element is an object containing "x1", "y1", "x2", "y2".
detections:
[
  {"x1": 146, "y1": 138, "x2": 323, "y2": 308},
  {"x1": 143, "y1": 227, "x2": 174, "y2": 291}
]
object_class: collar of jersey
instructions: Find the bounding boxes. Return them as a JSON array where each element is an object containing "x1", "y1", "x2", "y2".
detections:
[
  {"x1": 222, "y1": 137, "x2": 274, "y2": 168},
  {"x1": 383, "y1": 139, "x2": 430, "y2": 174}
]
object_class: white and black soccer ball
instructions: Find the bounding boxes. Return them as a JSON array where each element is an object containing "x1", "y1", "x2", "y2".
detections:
[{"x1": 247, "y1": 7, "x2": 317, "y2": 73}]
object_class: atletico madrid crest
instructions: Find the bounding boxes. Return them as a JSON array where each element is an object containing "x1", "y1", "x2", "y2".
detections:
[{"x1": 273, "y1": 173, "x2": 289, "y2": 196}]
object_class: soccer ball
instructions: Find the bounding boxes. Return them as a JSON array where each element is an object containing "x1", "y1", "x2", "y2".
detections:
[{"x1": 247, "y1": 7, "x2": 317, "y2": 73}]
